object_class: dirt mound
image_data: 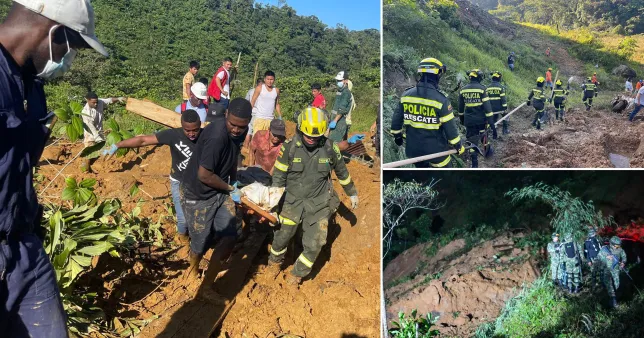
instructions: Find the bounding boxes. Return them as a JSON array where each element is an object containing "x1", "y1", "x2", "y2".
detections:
[
  {"x1": 37, "y1": 128, "x2": 380, "y2": 337},
  {"x1": 385, "y1": 233, "x2": 540, "y2": 336},
  {"x1": 455, "y1": 0, "x2": 516, "y2": 38},
  {"x1": 482, "y1": 106, "x2": 644, "y2": 168}
]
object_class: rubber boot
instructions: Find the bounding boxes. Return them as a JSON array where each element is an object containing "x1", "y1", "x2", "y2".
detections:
[
  {"x1": 572, "y1": 286, "x2": 579, "y2": 294},
  {"x1": 536, "y1": 118, "x2": 541, "y2": 130},
  {"x1": 470, "y1": 153, "x2": 478, "y2": 168},
  {"x1": 492, "y1": 128, "x2": 498, "y2": 140},
  {"x1": 186, "y1": 250, "x2": 202, "y2": 279},
  {"x1": 502, "y1": 121, "x2": 509, "y2": 134},
  {"x1": 286, "y1": 273, "x2": 302, "y2": 286},
  {"x1": 610, "y1": 296, "x2": 618, "y2": 308}
]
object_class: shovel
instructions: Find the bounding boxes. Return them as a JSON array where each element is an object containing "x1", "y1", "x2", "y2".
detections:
[{"x1": 383, "y1": 141, "x2": 483, "y2": 168}]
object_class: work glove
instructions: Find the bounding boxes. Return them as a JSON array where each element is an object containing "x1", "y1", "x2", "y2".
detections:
[
  {"x1": 229, "y1": 182, "x2": 242, "y2": 204},
  {"x1": 350, "y1": 195, "x2": 359, "y2": 209},
  {"x1": 329, "y1": 121, "x2": 337, "y2": 129},
  {"x1": 394, "y1": 133, "x2": 404, "y2": 146},
  {"x1": 348, "y1": 134, "x2": 365, "y2": 144},
  {"x1": 118, "y1": 97, "x2": 126, "y2": 103},
  {"x1": 277, "y1": 115, "x2": 282, "y2": 120},
  {"x1": 526, "y1": 100, "x2": 531, "y2": 106},
  {"x1": 101, "y1": 144, "x2": 118, "y2": 156},
  {"x1": 454, "y1": 143, "x2": 465, "y2": 155}
]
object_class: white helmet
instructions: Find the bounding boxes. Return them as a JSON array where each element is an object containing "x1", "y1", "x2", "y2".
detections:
[
  {"x1": 190, "y1": 82, "x2": 208, "y2": 100},
  {"x1": 335, "y1": 71, "x2": 348, "y2": 81}
]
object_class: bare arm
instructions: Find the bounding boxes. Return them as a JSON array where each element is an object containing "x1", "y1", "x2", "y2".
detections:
[
  {"x1": 275, "y1": 88, "x2": 282, "y2": 118},
  {"x1": 197, "y1": 166, "x2": 233, "y2": 191},
  {"x1": 116, "y1": 135, "x2": 159, "y2": 149},
  {"x1": 185, "y1": 83, "x2": 191, "y2": 98},
  {"x1": 250, "y1": 84, "x2": 261, "y2": 108}
]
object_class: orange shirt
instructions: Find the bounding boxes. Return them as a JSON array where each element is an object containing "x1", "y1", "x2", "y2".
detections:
[
  {"x1": 637, "y1": 82, "x2": 643, "y2": 91},
  {"x1": 545, "y1": 71, "x2": 552, "y2": 82}
]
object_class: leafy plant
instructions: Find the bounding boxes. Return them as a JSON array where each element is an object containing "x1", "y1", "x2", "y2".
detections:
[
  {"x1": 62, "y1": 177, "x2": 98, "y2": 206},
  {"x1": 54, "y1": 101, "x2": 85, "y2": 142},
  {"x1": 389, "y1": 310, "x2": 441, "y2": 338},
  {"x1": 105, "y1": 119, "x2": 135, "y2": 157}
]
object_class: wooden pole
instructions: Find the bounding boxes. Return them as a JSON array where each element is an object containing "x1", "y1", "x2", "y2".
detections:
[
  {"x1": 382, "y1": 149, "x2": 458, "y2": 168},
  {"x1": 241, "y1": 196, "x2": 277, "y2": 224},
  {"x1": 494, "y1": 102, "x2": 527, "y2": 127}
]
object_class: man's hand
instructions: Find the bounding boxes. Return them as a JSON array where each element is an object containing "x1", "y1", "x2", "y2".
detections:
[
  {"x1": 350, "y1": 195, "x2": 359, "y2": 209},
  {"x1": 118, "y1": 97, "x2": 126, "y2": 103},
  {"x1": 620, "y1": 262, "x2": 625, "y2": 269},
  {"x1": 348, "y1": 134, "x2": 365, "y2": 144},
  {"x1": 101, "y1": 144, "x2": 118, "y2": 157},
  {"x1": 229, "y1": 182, "x2": 242, "y2": 204},
  {"x1": 223, "y1": 91, "x2": 229, "y2": 97},
  {"x1": 394, "y1": 134, "x2": 403, "y2": 146},
  {"x1": 329, "y1": 121, "x2": 337, "y2": 129},
  {"x1": 454, "y1": 143, "x2": 465, "y2": 155}
]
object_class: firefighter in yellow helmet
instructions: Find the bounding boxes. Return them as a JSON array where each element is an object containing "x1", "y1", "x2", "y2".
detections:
[
  {"x1": 549, "y1": 79, "x2": 569, "y2": 121},
  {"x1": 390, "y1": 57, "x2": 464, "y2": 168},
  {"x1": 268, "y1": 107, "x2": 358, "y2": 285},
  {"x1": 528, "y1": 77, "x2": 547, "y2": 130},
  {"x1": 458, "y1": 69, "x2": 495, "y2": 168},
  {"x1": 486, "y1": 71, "x2": 509, "y2": 135}
]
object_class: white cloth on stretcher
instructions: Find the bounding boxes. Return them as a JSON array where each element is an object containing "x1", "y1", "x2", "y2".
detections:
[{"x1": 240, "y1": 183, "x2": 285, "y2": 210}]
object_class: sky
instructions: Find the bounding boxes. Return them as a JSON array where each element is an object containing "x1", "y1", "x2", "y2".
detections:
[{"x1": 256, "y1": 0, "x2": 381, "y2": 31}]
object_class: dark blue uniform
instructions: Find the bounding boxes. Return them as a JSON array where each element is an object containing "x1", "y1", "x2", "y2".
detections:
[{"x1": 0, "y1": 44, "x2": 67, "y2": 337}]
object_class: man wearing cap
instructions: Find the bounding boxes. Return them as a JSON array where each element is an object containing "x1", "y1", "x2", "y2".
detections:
[
  {"x1": 328, "y1": 70, "x2": 352, "y2": 143},
  {"x1": 0, "y1": 0, "x2": 109, "y2": 335},
  {"x1": 176, "y1": 82, "x2": 209, "y2": 123},
  {"x1": 249, "y1": 119, "x2": 287, "y2": 173}
]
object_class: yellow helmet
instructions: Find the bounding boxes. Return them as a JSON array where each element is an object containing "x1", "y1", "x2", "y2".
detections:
[
  {"x1": 537, "y1": 77, "x2": 545, "y2": 84},
  {"x1": 298, "y1": 107, "x2": 328, "y2": 137},
  {"x1": 555, "y1": 79, "x2": 563, "y2": 86},
  {"x1": 548, "y1": 68, "x2": 552, "y2": 71}
]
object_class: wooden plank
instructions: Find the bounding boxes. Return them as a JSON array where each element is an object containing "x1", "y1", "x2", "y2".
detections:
[{"x1": 126, "y1": 98, "x2": 182, "y2": 128}]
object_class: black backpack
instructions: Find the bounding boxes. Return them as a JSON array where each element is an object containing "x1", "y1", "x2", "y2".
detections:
[{"x1": 564, "y1": 242, "x2": 576, "y2": 259}]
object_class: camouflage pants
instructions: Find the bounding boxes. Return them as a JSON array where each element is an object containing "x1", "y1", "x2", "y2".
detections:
[
  {"x1": 269, "y1": 215, "x2": 330, "y2": 278},
  {"x1": 550, "y1": 262, "x2": 561, "y2": 282},
  {"x1": 588, "y1": 260, "x2": 601, "y2": 285},
  {"x1": 565, "y1": 271, "x2": 581, "y2": 289},
  {"x1": 601, "y1": 270, "x2": 620, "y2": 298}
]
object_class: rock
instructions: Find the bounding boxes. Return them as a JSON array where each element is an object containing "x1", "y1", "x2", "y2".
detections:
[{"x1": 612, "y1": 65, "x2": 637, "y2": 79}]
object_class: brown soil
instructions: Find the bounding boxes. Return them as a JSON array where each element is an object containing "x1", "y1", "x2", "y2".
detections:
[
  {"x1": 384, "y1": 233, "x2": 540, "y2": 336},
  {"x1": 37, "y1": 122, "x2": 381, "y2": 337}
]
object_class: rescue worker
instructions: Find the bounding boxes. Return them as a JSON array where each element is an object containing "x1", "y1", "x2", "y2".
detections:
[
  {"x1": 507, "y1": 52, "x2": 515, "y2": 71},
  {"x1": 486, "y1": 71, "x2": 508, "y2": 135},
  {"x1": 458, "y1": 69, "x2": 495, "y2": 168},
  {"x1": 597, "y1": 236, "x2": 627, "y2": 308},
  {"x1": 582, "y1": 77, "x2": 598, "y2": 111},
  {"x1": 527, "y1": 77, "x2": 547, "y2": 130},
  {"x1": 592, "y1": 72, "x2": 599, "y2": 85},
  {"x1": 561, "y1": 233, "x2": 583, "y2": 293},
  {"x1": 328, "y1": 71, "x2": 352, "y2": 143},
  {"x1": 549, "y1": 79, "x2": 569, "y2": 121},
  {"x1": 583, "y1": 229, "x2": 602, "y2": 287},
  {"x1": 268, "y1": 107, "x2": 359, "y2": 285},
  {"x1": 545, "y1": 68, "x2": 553, "y2": 91},
  {"x1": 547, "y1": 232, "x2": 562, "y2": 286},
  {"x1": 391, "y1": 58, "x2": 464, "y2": 168}
]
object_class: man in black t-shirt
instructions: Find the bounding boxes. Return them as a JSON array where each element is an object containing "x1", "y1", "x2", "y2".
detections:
[
  {"x1": 105, "y1": 110, "x2": 202, "y2": 244},
  {"x1": 182, "y1": 98, "x2": 252, "y2": 281}
]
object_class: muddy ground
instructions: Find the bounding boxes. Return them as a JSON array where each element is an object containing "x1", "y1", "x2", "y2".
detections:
[
  {"x1": 384, "y1": 233, "x2": 540, "y2": 336},
  {"x1": 37, "y1": 126, "x2": 381, "y2": 337}
]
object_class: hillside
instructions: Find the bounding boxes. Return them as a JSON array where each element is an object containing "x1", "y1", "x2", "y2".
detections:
[
  {"x1": 0, "y1": 0, "x2": 379, "y2": 132},
  {"x1": 383, "y1": 0, "x2": 644, "y2": 168}
]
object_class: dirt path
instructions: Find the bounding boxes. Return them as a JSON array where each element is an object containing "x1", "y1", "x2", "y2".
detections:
[
  {"x1": 384, "y1": 233, "x2": 540, "y2": 336},
  {"x1": 37, "y1": 131, "x2": 381, "y2": 337}
]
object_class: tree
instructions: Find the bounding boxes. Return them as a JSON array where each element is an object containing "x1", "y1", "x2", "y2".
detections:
[{"x1": 383, "y1": 178, "x2": 444, "y2": 257}]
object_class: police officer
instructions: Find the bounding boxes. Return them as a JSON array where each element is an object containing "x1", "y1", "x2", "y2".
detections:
[
  {"x1": 582, "y1": 77, "x2": 598, "y2": 111},
  {"x1": 583, "y1": 228, "x2": 602, "y2": 287},
  {"x1": 391, "y1": 58, "x2": 464, "y2": 168},
  {"x1": 561, "y1": 233, "x2": 583, "y2": 293},
  {"x1": 268, "y1": 107, "x2": 359, "y2": 285},
  {"x1": 486, "y1": 71, "x2": 509, "y2": 135},
  {"x1": 547, "y1": 233, "x2": 562, "y2": 286},
  {"x1": 549, "y1": 79, "x2": 569, "y2": 121},
  {"x1": 527, "y1": 77, "x2": 547, "y2": 130},
  {"x1": 598, "y1": 236, "x2": 627, "y2": 308},
  {"x1": 458, "y1": 69, "x2": 495, "y2": 168}
]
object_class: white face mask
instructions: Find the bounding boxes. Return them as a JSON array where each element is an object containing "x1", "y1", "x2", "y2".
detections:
[
  {"x1": 337, "y1": 81, "x2": 344, "y2": 88},
  {"x1": 37, "y1": 25, "x2": 77, "y2": 79}
]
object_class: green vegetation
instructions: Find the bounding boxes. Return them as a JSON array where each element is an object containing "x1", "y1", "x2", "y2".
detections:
[
  {"x1": 389, "y1": 310, "x2": 441, "y2": 338},
  {"x1": 0, "y1": 0, "x2": 379, "y2": 133},
  {"x1": 42, "y1": 177, "x2": 165, "y2": 335},
  {"x1": 492, "y1": 0, "x2": 644, "y2": 35}
]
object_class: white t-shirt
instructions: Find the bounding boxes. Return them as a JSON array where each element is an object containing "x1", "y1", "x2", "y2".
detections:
[
  {"x1": 216, "y1": 69, "x2": 230, "y2": 99},
  {"x1": 82, "y1": 98, "x2": 113, "y2": 144},
  {"x1": 254, "y1": 84, "x2": 278, "y2": 119},
  {"x1": 626, "y1": 80, "x2": 633, "y2": 92},
  {"x1": 638, "y1": 87, "x2": 644, "y2": 105}
]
